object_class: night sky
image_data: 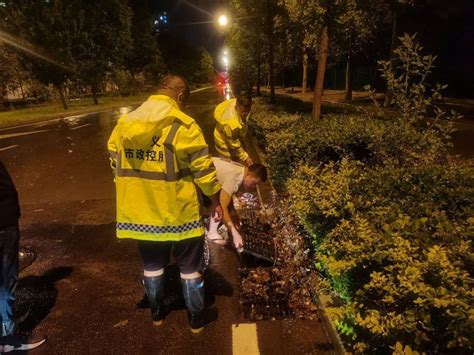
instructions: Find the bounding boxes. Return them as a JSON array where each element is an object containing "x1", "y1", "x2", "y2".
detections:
[
  {"x1": 152, "y1": 0, "x2": 227, "y2": 54},
  {"x1": 400, "y1": 1, "x2": 474, "y2": 97}
]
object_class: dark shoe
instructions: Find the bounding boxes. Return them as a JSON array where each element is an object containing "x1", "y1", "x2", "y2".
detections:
[
  {"x1": 189, "y1": 307, "x2": 218, "y2": 334},
  {"x1": 0, "y1": 335, "x2": 46, "y2": 352}
]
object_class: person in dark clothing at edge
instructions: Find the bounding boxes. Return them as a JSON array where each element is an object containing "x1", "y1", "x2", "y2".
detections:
[{"x1": 0, "y1": 161, "x2": 45, "y2": 352}]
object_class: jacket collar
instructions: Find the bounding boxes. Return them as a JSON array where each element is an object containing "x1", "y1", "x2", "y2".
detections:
[
  {"x1": 149, "y1": 94, "x2": 179, "y2": 107},
  {"x1": 148, "y1": 95, "x2": 194, "y2": 126}
]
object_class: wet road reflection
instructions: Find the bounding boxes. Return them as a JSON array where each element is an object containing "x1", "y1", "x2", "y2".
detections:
[{"x1": 0, "y1": 90, "x2": 225, "y2": 205}]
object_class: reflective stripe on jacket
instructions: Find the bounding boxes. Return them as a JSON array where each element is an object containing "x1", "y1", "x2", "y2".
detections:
[
  {"x1": 107, "y1": 95, "x2": 221, "y2": 242},
  {"x1": 213, "y1": 98, "x2": 249, "y2": 161}
]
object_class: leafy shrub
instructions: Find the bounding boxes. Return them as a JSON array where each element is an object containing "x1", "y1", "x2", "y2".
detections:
[
  {"x1": 288, "y1": 160, "x2": 474, "y2": 353},
  {"x1": 376, "y1": 33, "x2": 459, "y2": 128},
  {"x1": 249, "y1": 99, "x2": 303, "y2": 148},
  {"x1": 250, "y1": 108, "x2": 449, "y2": 189},
  {"x1": 251, "y1": 35, "x2": 473, "y2": 353}
]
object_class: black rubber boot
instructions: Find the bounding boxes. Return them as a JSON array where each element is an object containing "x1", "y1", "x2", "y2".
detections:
[
  {"x1": 143, "y1": 274, "x2": 165, "y2": 325},
  {"x1": 181, "y1": 277, "x2": 217, "y2": 333}
]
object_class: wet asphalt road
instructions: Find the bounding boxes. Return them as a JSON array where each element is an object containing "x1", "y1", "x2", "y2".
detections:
[{"x1": 0, "y1": 89, "x2": 334, "y2": 354}]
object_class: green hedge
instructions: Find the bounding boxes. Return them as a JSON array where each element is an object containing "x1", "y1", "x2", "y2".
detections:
[
  {"x1": 251, "y1": 101, "x2": 474, "y2": 353},
  {"x1": 250, "y1": 100, "x2": 450, "y2": 191}
]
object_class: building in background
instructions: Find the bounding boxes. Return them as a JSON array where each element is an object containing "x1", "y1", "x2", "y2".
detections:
[{"x1": 153, "y1": 11, "x2": 169, "y2": 34}]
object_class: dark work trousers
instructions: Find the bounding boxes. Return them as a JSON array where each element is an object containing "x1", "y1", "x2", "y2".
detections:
[{"x1": 0, "y1": 225, "x2": 19, "y2": 337}]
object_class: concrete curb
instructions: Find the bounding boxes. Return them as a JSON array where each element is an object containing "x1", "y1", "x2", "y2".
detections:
[{"x1": 311, "y1": 291, "x2": 347, "y2": 355}]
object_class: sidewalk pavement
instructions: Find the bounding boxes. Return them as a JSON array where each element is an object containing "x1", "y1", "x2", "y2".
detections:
[{"x1": 261, "y1": 87, "x2": 474, "y2": 119}]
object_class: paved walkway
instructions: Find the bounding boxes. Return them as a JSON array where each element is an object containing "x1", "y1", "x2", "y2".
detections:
[
  {"x1": 260, "y1": 87, "x2": 474, "y2": 159},
  {"x1": 263, "y1": 87, "x2": 474, "y2": 118}
]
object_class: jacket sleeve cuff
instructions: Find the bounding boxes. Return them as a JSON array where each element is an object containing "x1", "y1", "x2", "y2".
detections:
[
  {"x1": 238, "y1": 151, "x2": 249, "y2": 161},
  {"x1": 201, "y1": 181, "x2": 222, "y2": 197}
]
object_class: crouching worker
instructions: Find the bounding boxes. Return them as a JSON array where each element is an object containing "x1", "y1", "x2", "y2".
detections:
[
  {"x1": 107, "y1": 75, "x2": 223, "y2": 333},
  {"x1": 213, "y1": 93, "x2": 253, "y2": 166},
  {"x1": 206, "y1": 158, "x2": 267, "y2": 251}
]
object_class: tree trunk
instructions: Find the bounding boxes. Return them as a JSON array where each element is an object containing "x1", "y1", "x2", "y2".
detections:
[
  {"x1": 384, "y1": 10, "x2": 398, "y2": 107},
  {"x1": 266, "y1": 0, "x2": 275, "y2": 104},
  {"x1": 256, "y1": 56, "x2": 262, "y2": 96},
  {"x1": 91, "y1": 84, "x2": 99, "y2": 105},
  {"x1": 291, "y1": 72, "x2": 294, "y2": 93},
  {"x1": 312, "y1": 26, "x2": 329, "y2": 119},
  {"x1": 345, "y1": 55, "x2": 353, "y2": 101},
  {"x1": 302, "y1": 51, "x2": 308, "y2": 94},
  {"x1": 19, "y1": 82, "x2": 26, "y2": 99},
  {"x1": 58, "y1": 85, "x2": 68, "y2": 110},
  {"x1": 0, "y1": 84, "x2": 5, "y2": 110}
]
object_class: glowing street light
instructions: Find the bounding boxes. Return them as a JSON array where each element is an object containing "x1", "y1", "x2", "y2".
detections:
[
  {"x1": 222, "y1": 48, "x2": 230, "y2": 69},
  {"x1": 218, "y1": 14, "x2": 229, "y2": 27}
]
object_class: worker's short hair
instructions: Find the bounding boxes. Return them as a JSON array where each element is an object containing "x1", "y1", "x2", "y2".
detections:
[
  {"x1": 236, "y1": 91, "x2": 252, "y2": 108},
  {"x1": 248, "y1": 163, "x2": 268, "y2": 182},
  {"x1": 158, "y1": 74, "x2": 190, "y2": 100}
]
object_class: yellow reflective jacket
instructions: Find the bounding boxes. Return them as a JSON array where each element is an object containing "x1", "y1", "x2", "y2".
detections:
[
  {"x1": 213, "y1": 98, "x2": 249, "y2": 161},
  {"x1": 107, "y1": 95, "x2": 221, "y2": 242}
]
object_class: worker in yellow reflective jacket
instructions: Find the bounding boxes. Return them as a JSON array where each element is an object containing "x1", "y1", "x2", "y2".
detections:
[
  {"x1": 213, "y1": 92, "x2": 253, "y2": 165},
  {"x1": 107, "y1": 75, "x2": 223, "y2": 333}
]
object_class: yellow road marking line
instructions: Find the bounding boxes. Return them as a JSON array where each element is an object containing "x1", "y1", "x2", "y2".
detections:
[{"x1": 232, "y1": 323, "x2": 260, "y2": 355}]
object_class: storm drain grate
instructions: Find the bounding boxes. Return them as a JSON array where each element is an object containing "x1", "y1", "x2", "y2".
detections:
[
  {"x1": 240, "y1": 267, "x2": 293, "y2": 321},
  {"x1": 238, "y1": 209, "x2": 261, "y2": 227},
  {"x1": 240, "y1": 219, "x2": 276, "y2": 263}
]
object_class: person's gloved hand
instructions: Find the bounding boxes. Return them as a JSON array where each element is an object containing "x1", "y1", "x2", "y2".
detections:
[{"x1": 230, "y1": 226, "x2": 244, "y2": 253}]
